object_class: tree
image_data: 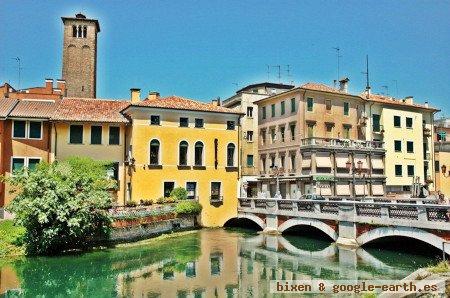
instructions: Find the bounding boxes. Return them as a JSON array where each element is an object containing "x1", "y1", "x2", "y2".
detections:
[
  {"x1": 6, "y1": 157, "x2": 115, "y2": 255},
  {"x1": 170, "y1": 187, "x2": 188, "y2": 201}
]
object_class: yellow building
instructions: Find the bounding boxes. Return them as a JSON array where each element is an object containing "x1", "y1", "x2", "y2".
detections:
[
  {"x1": 363, "y1": 92, "x2": 438, "y2": 194},
  {"x1": 51, "y1": 97, "x2": 130, "y2": 203},
  {"x1": 121, "y1": 90, "x2": 242, "y2": 227}
]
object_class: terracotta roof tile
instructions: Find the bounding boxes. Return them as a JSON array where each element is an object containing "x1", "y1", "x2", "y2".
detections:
[
  {"x1": 363, "y1": 93, "x2": 438, "y2": 111},
  {"x1": 9, "y1": 99, "x2": 57, "y2": 119},
  {"x1": 300, "y1": 82, "x2": 347, "y2": 94},
  {"x1": 133, "y1": 95, "x2": 243, "y2": 114},
  {"x1": 52, "y1": 98, "x2": 130, "y2": 123},
  {"x1": 0, "y1": 98, "x2": 18, "y2": 118}
]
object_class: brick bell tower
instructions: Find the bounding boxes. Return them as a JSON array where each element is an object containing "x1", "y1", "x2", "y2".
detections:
[{"x1": 61, "y1": 13, "x2": 100, "y2": 98}]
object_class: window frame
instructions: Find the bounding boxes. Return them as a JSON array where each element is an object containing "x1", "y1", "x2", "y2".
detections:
[
  {"x1": 395, "y1": 164, "x2": 402, "y2": 177},
  {"x1": 11, "y1": 156, "x2": 42, "y2": 173},
  {"x1": 149, "y1": 139, "x2": 161, "y2": 165},
  {"x1": 394, "y1": 115, "x2": 401, "y2": 128},
  {"x1": 262, "y1": 106, "x2": 266, "y2": 119},
  {"x1": 179, "y1": 117, "x2": 189, "y2": 127},
  {"x1": 394, "y1": 140, "x2": 402, "y2": 152},
  {"x1": 194, "y1": 118, "x2": 204, "y2": 128},
  {"x1": 163, "y1": 181, "x2": 175, "y2": 198},
  {"x1": 178, "y1": 140, "x2": 189, "y2": 166},
  {"x1": 344, "y1": 102, "x2": 349, "y2": 116},
  {"x1": 247, "y1": 130, "x2": 253, "y2": 142},
  {"x1": 246, "y1": 106, "x2": 253, "y2": 118},
  {"x1": 325, "y1": 99, "x2": 332, "y2": 113},
  {"x1": 186, "y1": 182, "x2": 197, "y2": 200},
  {"x1": 226, "y1": 143, "x2": 236, "y2": 167},
  {"x1": 69, "y1": 124, "x2": 84, "y2": 144},
  {"x1": 150, "y1": 115, "x2": 161, "y2": 126},
  {"x1": 280, "y1": 101, "x2": 285, "y2": 115},
  {"x1": 407, "y1": 165, "x2": 415, "y2": 177},
  {"x1": 246, "y1": 154, "x2": 254, "y2": 167},
  {"x1": 407, "y1": 141, "x2": 414, "y2": 153},
  {"x1": 226, "y1": 121, "x2": 235, "y2": 130},
  {"x1": 307, "y1": 97, "x2": 314, "y2": 112},
  {"x1": 210, "y1": 181, "x2": 222, "y2": 202},
  {"x1": 194, "y1": 141, "x2": 204, "y2": 166},
  {"x1": 90, "y1": 125, "x2": 102, "y2": 145},
  {"x1": 12, "y1": 120, "x2": 27, "y2": 139},
  {"x1": 109, "y1": 126, "x2": 120, "y2": 145},
  {"x1": 406, "y1": 117, "x2": 413, "y2": 129},
  {"x1": 290, "y1": 98, "x2": 296, "y2": 113},
  {"x1": 28, "y1": 121, "x2": 43, "y2": 140},
  {"x1": 271, "y1": 104, "x2": 275, "y2": 117}
]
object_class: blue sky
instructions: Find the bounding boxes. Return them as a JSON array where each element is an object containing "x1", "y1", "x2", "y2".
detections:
[{"x1": 1, "y1": 1, "x2": 449, "y2": 116}]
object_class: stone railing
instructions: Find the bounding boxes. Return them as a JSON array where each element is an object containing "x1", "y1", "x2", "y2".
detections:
[
  {"x1": 300, "y1": 137, "x2": 384, "y2": 150},
  {"x1": 238, "y1": 198, "x2": 450, "y2": 231}
]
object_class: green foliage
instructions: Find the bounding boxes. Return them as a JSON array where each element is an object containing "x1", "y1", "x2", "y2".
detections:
[
  {"x1": 156, "y1": 197, "x2": 176, "y2": 204},
  {"x1": 125, "y1": 201, "x2": 137, "y2": 207},
  {"x1": 175, "y1": 201, "x2": 202, "y2": 215},
  {"x1": 156, "y1": 197, "x2": 165, "y2": 204},
  {"x1": 428, "y1": 261, "x2": 450, "y2": 273},
  {"x1": 170, "y1": 187, "x2": 188, "y2": 200},
  {"x1": 140, "y1": 199, "x2": 153, "y2": 206},
  {"x1": 5, "y1": 157, "x2": 114, "y2": 255},
  {"x1": 0, "y1": 220, "x2": 25, "y2": 257}
]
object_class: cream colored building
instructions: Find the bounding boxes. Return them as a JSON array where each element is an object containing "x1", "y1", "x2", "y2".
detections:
[{"x1": 222, "y1": 83, "x2": 294, "y2": 197}]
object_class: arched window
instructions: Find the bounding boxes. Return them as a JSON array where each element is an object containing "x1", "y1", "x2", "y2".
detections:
[
  {"x1": 149, "y1": 139, "x2": 160, "y2": 165},
  {"x1": 77, "y1": 25, "x2": 82, "y2": 38},
  {"x1": 194, "y1": 142, "x2": 204, "y2": 166},
  {"x1": 179, "y1": 141, "x2": 188, "y2": 166},
  {"x1": 227, "y1": 143, "x2": 235, "y2": 167},
  {"x1": 72, "y1": 25, "x2": 77, "y2": 37},
  {"x1": 83, "y1": 26, "x2": 87, "y2": 38}
]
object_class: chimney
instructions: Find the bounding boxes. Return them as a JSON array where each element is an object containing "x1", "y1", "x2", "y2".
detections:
[
  {"x1": 147, "y1": 91, "x2": 160, "y2": 101},
  {"x1": 424, "y1": 101, "x2": 429, "y2": 108},
  {"x1": 130, "y1": 88, "x2": 141, "y2": 103},
  {"x1": 211, "y1": 97, "x2": 221, "y2": 106},
  {"x1": 57, "y1": 79, "x2": 66, "y2": 96},
  {"x1": 45, "y1": 78, "x2": 53, "y2": 91},
  {"x1": 404, "y1": 96, "x2": 414, "y2": 104},
  {"x1": 338, "y1": 77, "x2": 349, "y2": 93}
]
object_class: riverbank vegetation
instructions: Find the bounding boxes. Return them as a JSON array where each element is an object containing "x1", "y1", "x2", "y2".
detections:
[
  {"x1": 0, "y1": 220, "x2": 25, "y2": 257},
  {"x1": 428, "y1": 261, "x2": 450, "y2": 273}
]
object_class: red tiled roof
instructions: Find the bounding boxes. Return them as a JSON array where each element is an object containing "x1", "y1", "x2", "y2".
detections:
[
  {"x1": 301, "y1": 82, "x2": 353, "y2": 95},
  {"x1": 9, "y1": 99, "x2": 57, "y2": 119},
  {"x1": 52, "y1": 98, "x2": 130, "y2": 123},
  {"x1": 133, "y1": 95, "x2": 243, "y2": 114},
  {"x1": 0, "y1": 98, "x2": 18, "y2": 118},
  {"x1": 363, "y1": 93, "x2": 439, "y2": 111}
]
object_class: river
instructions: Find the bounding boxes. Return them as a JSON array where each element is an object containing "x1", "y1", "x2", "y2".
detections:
[{"x1": 0, "y1": 228, "x2": 439, "y2": 297}]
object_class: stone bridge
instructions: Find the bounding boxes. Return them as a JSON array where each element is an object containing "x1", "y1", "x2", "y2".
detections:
[{"x1": 236, "y1": 198, "x2": 450, "y2": 254}]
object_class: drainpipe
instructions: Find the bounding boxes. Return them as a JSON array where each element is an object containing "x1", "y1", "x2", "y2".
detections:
[
  {"x1": 53, "y1": 122, "x2": 58, "y2": 161},
  {"x1": 237, "y1": 114, "x2": 242, "y2": 197},
  {"x1": 47, "y1": 121, "x2": 51, "y2": 163},
  {"x1": 123, "y1": 123, "x2": 128, "y2": 206}
]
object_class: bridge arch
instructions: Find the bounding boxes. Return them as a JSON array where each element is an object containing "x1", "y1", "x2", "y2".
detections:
[
  {"x1": 357, "y1": 226, "x2": 450, "y2": 254},
  {"x1": 223, "y1": 214, "x2": 266, "y2": 230},
  {"x1": 278, "y1": 218, "x2": 338, "y2": 241}
]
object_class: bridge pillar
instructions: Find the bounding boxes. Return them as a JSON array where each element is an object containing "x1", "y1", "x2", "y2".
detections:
[
  {"x1": 336, "y1": 204, "x2": 359, "y2": 248},
  {"x1": 338, "y1": 247, "x2": 358, "y2": 280}
]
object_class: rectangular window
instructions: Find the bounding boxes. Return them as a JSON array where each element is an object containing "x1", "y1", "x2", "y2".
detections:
[
  {"x1": 247, "y1": 106, "x2": 253, "y2": 118},
  {"x1": 407, "y1": 141, "x2": 414, "y2": 153},
  {"x1": 180, "y1": 117, "x2": 189, "y2": 127},
  {"x1": 344, "y1": 102, "x2": 349, "y2": 116},
  {"x1": 247, "y1": 155, "x2": 254, "y2": 167},
  {"x1": 195, "y1": 118, "x2": 204, "y2": 128},
  {"x1": 150, "y1": 115, "x2": 160, "y2": 125},
  {"x1": 28, "y1": 121, "x2": 42, "y2": 139},
  {"x1": 280, "y1": 155, "x2": 285, "y2": 169},
  {"x1": 343, "y1": 126, "x2": 350, "y2": 139},
  {"x1": 435, "y1": 160, "x2": 440, "y2": 173},
  {"x1": 109, "y1": 126, "x2": 120, "y2": 145},
  {"x1": 307, "y1": 98, "x2": 314, "y2": 112},
  {"x1": 290, "y1": 123, "x2": 296, "y2": 141},
  {"x1": 290, "y1": 154, "x2": 296, "y2": 170},
  {"x1": 261, "y1": 157, "x2": 266, "y2": 172},
  {"x1": 13, "y1": 120, "x2": 26, "y2": 138},
  {"x1": 210, "y1": 253, "x2": 222, "y2": 275},
  {"x1": 261, "y1": 130, "x2": 266, "y2": 145},
  {"x1": 407, "y1": 165, "x2": 414, "y2": 177},
  {"x1": 106, "y1": 162, "x2": 119, "y2": 181},
  {"x1": 163, "y1": 182, "x2": 175, "y2": 198},
  {"x1": 290, "y1": 98, "x2": 296, "y2": 113},
  {"x1": 12, "y1": 157, "x2": 25, "y2": 172},
  {"x1": 280, "y1": 126, "x2": 285, "y2": 142},
  {"x1": 307, "y1": 124, "x2": 314, "y2": 138},
  {"x1": 437, "y1": 131, "x2": 447, "y2": 141},
  {"x1": 210, "y1": 182, "x2": 221, "y2": 202},
  {"x1": 69, "y1": 125, "x2": 83, "y2": 144},
  {"x1": 27, "y1": 158, "x2": 41, "y2": 171},
  {"x1": 325, "y1": 100, "x2": 332, "y2": 112},
  {"x1": 262, "y1": 106, "x2": 266, "y2": 119},
  {"x1": 90, "y1": 125, "x2": 102, "y2": 144},
  {"x1": 372, "y1": 114, "x2": 381, "y2": 132},
  {"x1": 186, "y1": 182, "x2": 197, "y2": 200},
  {"x1": 227, "y1": 121, "x2": 235, "y2": 130},
  {"x1": 395, "y1": 165, "x2": 402, "y2": 176},
  {"x1": 270, "y1": 129, "x2": 276, "y2": 143},
  {"x1": 394, "y1": 140, "x2": 402, "y2": 152},
  {"x1": 247, "y1": 131, "x2": 253, "y2": 142},
  {"x1": 406, "y1": 117, "x2": 413, "y2": 128},
  {"x1": 280, "y1": 101, "x2": 285, "y2": 115},
  {"x1": 394, "y1": 115, "x2": 401, "y2": 127},
  {"x1": 271, "y1": 104, "x2": 275, "y2": 117},
  {"x1": 186, "y1": 262, "x2": 196, "y2": 278}
]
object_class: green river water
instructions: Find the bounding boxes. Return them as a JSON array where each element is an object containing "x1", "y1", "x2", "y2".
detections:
[{"x1": 0, "y1": 228, "x2": 439, "y2": 297}]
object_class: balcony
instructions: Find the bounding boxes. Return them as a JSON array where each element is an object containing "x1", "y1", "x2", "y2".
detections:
[{"x1": 300, "y1": 137, "x2": 384, "y2": 150}]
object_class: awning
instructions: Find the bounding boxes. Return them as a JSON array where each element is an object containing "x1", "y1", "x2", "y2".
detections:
[
  {"x1": 371, "y1": 183, "x2": 384, "y2": 196},
  {"x1": 301, "y1": 157, "x2": 311, "y2": 168},
  {"x1": 371, "y1": 156, "x2": 384, "y2": 170},
  {"x1": 336, "y1": 154, "x2": 350, "y2": 169},
  {"x1": 316, "y1": 153, "x2": 332, "y2": 168},
  {"x1": 317, "y1": 183, "x2": 332, "y2": 196},
  {"x1": 354, "y1": 155, "x2": 368, "y2": 169},
  {"x1": 336, "y1": 183, "x2": 351, "y2": 196},
  {"x1": 355, "y1": 183, "x2": 369, "y2": 196}
]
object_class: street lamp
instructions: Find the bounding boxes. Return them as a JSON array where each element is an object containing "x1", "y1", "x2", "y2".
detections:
[{"x1": 346, "y1": 159, "x2": 368, "y2": 199}]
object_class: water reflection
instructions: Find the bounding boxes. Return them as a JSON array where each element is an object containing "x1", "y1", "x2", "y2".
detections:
[{"x1": 0, "y1": 229, "x2": 436, "y2": 297}]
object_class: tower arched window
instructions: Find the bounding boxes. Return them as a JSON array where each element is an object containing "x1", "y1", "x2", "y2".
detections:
[
  {"x1": 77, "y1": 25, "x2": 82, "y2": 38},
  {"x1": 227, "y1": 143, "x2": 236, "y2": 167},
  {"x1": 72, "y1": 25, "x2": 77, "y2": 37},
  {"x1": 194, "y1": 142, "x2": 204, "y2": 166},
  {"x1": 83, "y1": 26, "x2": 87, "y2": 38},
  {"x1": 149, "y1": 139, "x2": 160, "y2": 165},
  {"x1": 179, "y1": 141, "x2": 188, "y2": 166}
]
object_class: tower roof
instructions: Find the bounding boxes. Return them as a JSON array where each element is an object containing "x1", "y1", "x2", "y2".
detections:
[{"x1": 61, "y1": 14, "x2": 100, "y2": 32}]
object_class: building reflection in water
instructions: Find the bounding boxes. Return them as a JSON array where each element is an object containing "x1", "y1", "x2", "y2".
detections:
[{"x1": 115, "y1": 229, "x2": 415, "y2": 298}]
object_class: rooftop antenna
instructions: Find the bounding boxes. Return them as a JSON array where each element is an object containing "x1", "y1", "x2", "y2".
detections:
[
  {"x1": 232, "y1": 82, "x2": 239, "y2": 89},
  {"x1": 382, "y1": 85, "x2": 389, "y2": 96},
  {"x1": 271, "y1": 65, "x2": 281, "y2": 83},
  {"x1": 266, "y1": 65, "x2": 270, "y2": 81},
  {"x1": 285, "y1": 64, "x2": 294, "y2": 85},
  {"x1": 332, "y1": 47, "x2": 341, "y2": 82},
  {"x1": 392, "y1": 80, "x2": 399, "y2": 98},
  {"x1": 11, "y1": 57, "x2": 21, "y2": 89},
  {"x1": 361, "y1": 55, "x2": 370, "y2": 98}
]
